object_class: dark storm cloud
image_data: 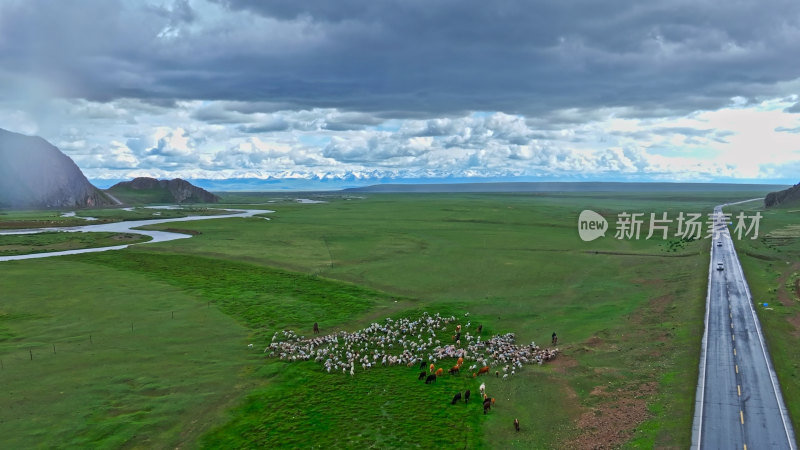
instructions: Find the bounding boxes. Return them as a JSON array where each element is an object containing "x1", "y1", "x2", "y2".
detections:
[{"x1": 1, "y1": 0, "x2": 799, "y2": 117}]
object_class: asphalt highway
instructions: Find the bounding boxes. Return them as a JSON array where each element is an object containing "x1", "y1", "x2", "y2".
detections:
[{"x1": 691, "y1": 205, "x2": 796, "y2": 449}]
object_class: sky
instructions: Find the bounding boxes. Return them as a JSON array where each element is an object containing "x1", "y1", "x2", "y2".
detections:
[{"x1": 1, "y1": 0, "x2": 799, "y2": 188}]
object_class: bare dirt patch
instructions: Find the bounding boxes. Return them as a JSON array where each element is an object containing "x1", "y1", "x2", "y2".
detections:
[
  {"x1": 787, "y1": 314, "x2": 800, "y2": 338},
  {"x1": 794, "y1": 278, "x2": 800, "y2": 298},
  {"x1": 776, "y1": 262, "x2": 800, "y2": 307},
  {"x1": 776, "y1": 263, "x2": 800, "y2": 336},
  {"x1": 586, "y1": 336, "x2": 604, "y2": 348},
  {"x1": 568, "y1": 382, "x2": 657, "y2": 450},
  {"x1": 549, "y1": 353, "x2": 578, "y2": 375},
  {"x1": 161, "y1": 228, "x2": 202, "y2": 236},
  {"x1": 648, "y1": 294, "x2": 673, "y2": 316},
  {"x1": 590, "y1": 385, "x2": 608, "y2": 397}
]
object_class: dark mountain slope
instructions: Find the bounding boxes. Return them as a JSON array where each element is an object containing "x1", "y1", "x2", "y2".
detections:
[{"x1": 0, "y1": 128, "x2": 113, "y2": 209}]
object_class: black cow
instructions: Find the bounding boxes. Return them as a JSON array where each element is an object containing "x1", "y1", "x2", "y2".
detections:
[
  {"x1": 419, "y1": 360, "x2": 427, "y2": 370},
  {"x1": 464, "y1": 389, "x2": 471, "y2": 403},
  {"x1": 418, "y1": 371, "x2": 427, "y2": 380},
  {"x1": 425, "y1": 374, "x2": 437, "y2": 384},
  {"x1": 451, "y1": 392, "x2": 462, "y2": 405}
]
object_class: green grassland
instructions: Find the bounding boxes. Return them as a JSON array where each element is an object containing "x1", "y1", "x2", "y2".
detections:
[
  {"x1": 0, "y1": 231, "x2": 151, "y2": 256},
  {"x1": 0, "y1": 207, "x2": 229, "y2": 230},
  {"x1": 77, "y1": 206, "x2": 230, "y2": 222},
  {"x1": 0, "y1": 209, "x2": 104, "y2": 229},
  {"x1": 0, "y1": 191, "x2": 778, "y2": 448}
]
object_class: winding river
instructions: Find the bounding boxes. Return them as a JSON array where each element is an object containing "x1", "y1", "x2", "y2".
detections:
[{"x1": 0, "y1": 208, "x2": 273, "y2": 262}]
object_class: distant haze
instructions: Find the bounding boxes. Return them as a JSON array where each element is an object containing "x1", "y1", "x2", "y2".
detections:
[{"x1": 0, "y1": 128, "x2": 112, "y2": 208}]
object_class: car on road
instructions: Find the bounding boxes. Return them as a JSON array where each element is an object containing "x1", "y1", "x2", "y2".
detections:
[
  {"x1": 717, "y1": 262, "x2": 724, "y2": 271},
  {"x1": 717, "y1": 241, "x2": 722, "y2": 247}
]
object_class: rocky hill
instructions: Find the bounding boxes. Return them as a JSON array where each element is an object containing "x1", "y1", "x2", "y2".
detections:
[
  {"x1": 107, "y1": 177, "x2": 220, "y2": 204},
  {"x1": 765, "y1": 183, "x2": 800, "y2": 208},
  {"x1": 0, "y1": 128, "x2": 113, "y2": 209}
]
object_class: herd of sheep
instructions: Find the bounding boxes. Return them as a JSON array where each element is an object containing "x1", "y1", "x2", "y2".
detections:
[{"x1": 264, "y1": 312, "x2": 559, "y2": 378}]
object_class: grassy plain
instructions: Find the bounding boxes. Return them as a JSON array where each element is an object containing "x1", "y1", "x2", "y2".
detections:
[
  {"x1": 141, "y1": 192, "x2": 735, "y2": 447},
  {"x1": 0, "y1": 206, "x2": 227, "y2": 230},
  {"x1": 0, "y1": 231, "x2": 150, "y2": 256},
  {"x1": 0, "y1": 189, "x2": 778, "y2": 448}
]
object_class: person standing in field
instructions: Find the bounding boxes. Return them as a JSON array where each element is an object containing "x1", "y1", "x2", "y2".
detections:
[{"x1": 551, "y1": 332, "x2": 557, "y2": 345}]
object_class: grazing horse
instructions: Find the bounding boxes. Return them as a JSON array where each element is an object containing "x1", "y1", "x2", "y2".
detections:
[
  {"x1": 477, "y1": 366, "x2": 490, "y2": 376},
  {"x1": 418, "y1": 371, "x2": 427, "y2": 380},
  {"x1": 448, "y1": 366, "x2": 460, "y2": 375},
  {"x1": 483, "y1": 402, "x2": 491, "y2": 414},
  {"x1": 435, "y1": 368, "x2": 444, "y2": 377},
  {"x1": 514, "y1": 418, "x2": 520, "y2": 432},
  {"x1": 313, "y1": 322, "x2": 320, "y2": 334},
  {"x1": 464, "y1": 389, "x2": 471, "y2": 403},
  {"x1": 451, "y1": 392, "x2": 462, "y2": 405},
  {"x1": 425, "y1": 374, "x2": 437, "y2": 384}
]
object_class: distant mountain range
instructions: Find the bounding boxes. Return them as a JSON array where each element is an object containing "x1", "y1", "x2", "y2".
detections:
[
  {"x1": 344, "y1": 181, "x2": 789, "y2": 193},
  {"x1": 108, "y1": 177, "x2": 220, "y2": 204},
  {"x1": 0, "y1": 128, "x2": 114, "y2": 209},
  {"x1": 765, "y1": 183, "x2": 800, "y2": 207},
  {"x1": 0, "y1": 127, "x2": 794, "y2": 208}
]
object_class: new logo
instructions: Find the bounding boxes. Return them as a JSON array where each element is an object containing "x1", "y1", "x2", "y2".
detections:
[{"x1": 578, "y1": 210, "x2": 608, "y2": 241}]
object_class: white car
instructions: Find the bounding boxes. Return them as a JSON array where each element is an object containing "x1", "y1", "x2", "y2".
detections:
[
  {"x1": 717, "y1": 262, "x2": 724, "y2": 271},
  {"x1": 717, "y1": 241, "x2": 722, "y2": 247}
]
